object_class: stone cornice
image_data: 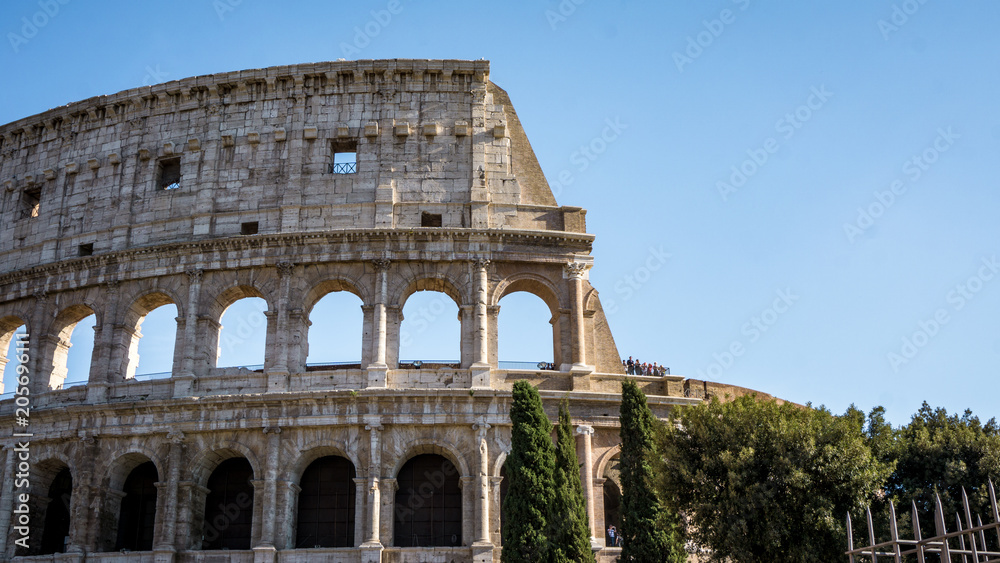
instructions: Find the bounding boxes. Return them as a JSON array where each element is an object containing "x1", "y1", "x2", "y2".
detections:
[
  {"x1": 0, "y1": 228, "x2": 594, "y2": 297},
  {"x1": 0, "y1": 59, "x2": 491, "y2": 143}
]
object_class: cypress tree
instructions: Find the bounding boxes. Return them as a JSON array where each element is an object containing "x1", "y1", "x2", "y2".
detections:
[
  {"x1": 551, "y1": 399, "x2": 596, "y2": 563},
  {"x1": 619, "y1": 380, "x2": 685, "y2": 562},
  {"x1": 503, "y1": 381, "x2": 557, "y2": 562}
]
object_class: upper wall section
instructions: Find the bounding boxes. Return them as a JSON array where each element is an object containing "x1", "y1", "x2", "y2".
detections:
[{"x1": 0, "y1": 59, "x2": 583, "y2": 274}]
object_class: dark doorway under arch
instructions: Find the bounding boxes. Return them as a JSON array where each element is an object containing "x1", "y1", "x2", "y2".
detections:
[
  {"x1": 40, "y1": 468, "x2": 72, "y2": 554},
  {"x1": 203, "y1": 458, "x2": 254, "y2": 550},
  {"x1": 296, "y1": 455, "x2": 357, "y2": 548},
  {"x1": 393, "y1": 454, "x2": 462, "y2": 547},
  {"x1": 116, "y1": 461, "x2": 158, "y2": 551}
]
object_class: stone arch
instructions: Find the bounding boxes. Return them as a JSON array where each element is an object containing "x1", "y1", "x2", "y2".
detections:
[
  {"x1": 492, "y1": 449, "x2": 509, "y2": 478},
  {"x1": 118, "y1": 290, "x2": 182, "y2": 379},
  {"x1": 122, "y1": 289, "x2": 185, "y2": 327},
  {"x1": 211, "y1": 283, "x2": 272, "y2": 319},
  {"x1": 492, "y1": 273, "x2": 565, "y2": 367},
  {"x1": 583, "y1": 286, "x2": 600, "y2": 314},
  {"x1": 393, "y1": 453, "x2": 464, "y2": 547},
  {"x1": 103, "y1": 448, "x2": 163, "y2": 492},
  {"x1": 390, "y1": 440, "x2": 471, "y2": 479},
  {"x1": 301, "y1": 279, "x2": 367, "y2": 369},
  {"x1": 44, "y1": 303, "x2": 99, "y2": 391},
  {"x1": 394, "y1": 275, "x2": 466, "y2": 366},
  {"x1": 187, "y1": 442, "x2": 261, "y2": 485},
  {"x1": 22, "y1": 457, "x2": 74, "y2": 556},
  {"x1": 294, "y1": 453, "x2": 358, "y2": 548},
  {"x1": 394, "y1": 275, "x2": 464, "y2": 310},
  {"x1": 98, "y1": 451, "x2": 161, "y2": 553},
  {"x1": 286, "y1": 442, "x2": 360, "y2": 483},
  {"x1": 594, "y1": 444, "x2": 622, "y2": 484},
  {"x1": 492, "y1": 273, "x2": 563, "y2": 315},
  {"x1": 0, "y1": 315, "x2": 29, "y2": 393},
  {"x1": 185, "y1": 443, "x2": 260, "y2": 551},
  {"x1": 302, "y1": 278, "x2": 367, "y2": 315},
  {"x1": 206, "y1": 283, "x2": 272, "y2": 370}
]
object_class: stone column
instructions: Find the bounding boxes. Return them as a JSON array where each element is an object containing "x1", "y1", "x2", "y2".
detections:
[
  {"x1": 471, "y1": 422, "x2": 493, "y2": 562},
  {"x1": 490, "y1": 476, "x2": 504, "y2": 546},
  {"x1": 472, "y1": 423, "x2": 491, "y2": 544},
  {"x1": 87, "y1": 281, "x2": 120, "y2": 402},
  {"x1": 277, "y1": 481, "x2": 300, "y2": 550},
  {"x1": 266, "y1": 262, "x2": 294, "y2": 392},
  {"x1": 379, "y1": 478, "x2": 397, "y2": 547},
  {"x1": 470, "y1": 259, "x2": 491, "y2": 388},
  {"x1": 576, "y1": 425, "x2": 601, "y2": 549},
  {"x1": 353, "y1": 477, "x2": 367, "y2": 547},
  {"x1": 366, "y1": 260, "x2": 390, "y2": 388},
  {"x1": 154, "y1": 431, "x2": 185, "y2": 560},
  {"x1": 253, "y1": 427, "x2": 280, "y2": 560},
  {"x1": 175, "y1": 269, "x2": 202, "y2": 397},
  {"x1": 362, "y1": 423, "x2": 383, "y2": 547},
  {"x1": 26, "y1": 291, "x2": 48, "y2": 396},
  {"x1": 564, "y1": 262, "x2": 594, "y2": 388}
]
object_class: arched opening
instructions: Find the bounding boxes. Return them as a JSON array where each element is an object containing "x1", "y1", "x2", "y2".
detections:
[
  {"x1": 603, "y1": 456, "x2": 621, "y2": 547},
  {"x1": 1, "y1": 318, "x2": 27, "y2": 394},
  {"x1": 399, "y1": 291, "x2": 460, "y2": 366},
  {"x1": 61, "y1": 309, "x2": 96, "y2": 388},
  {"x1": 216, "y1": 297, "x2": 267, "y2": 369},
  {"x1": 498, "y1": 291, "x2": 554, "y2": 368},
  {"x1": 296, "y1": 456, "x2": 357, "y2": 548},
  {"x1": 40, "y1": 467, "x2": 73, "y2": 554},
  {"x1": 203, "y1": 458, "x2": 254, "y2": 550},
  {"x1": 306, "y1": 291, "x2": 364, "y2": 368},
  {"x1": 393, "y1": 454, "x2": 462, "y2": 547},
  {"x1": 115, "y1": 461, "x2": 158, "y2": 551},
  {"x1": 125, "y1": 293, "x2": 179, "y2": 378}
]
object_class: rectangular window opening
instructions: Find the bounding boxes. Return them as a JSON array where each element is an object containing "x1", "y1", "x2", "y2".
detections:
[
  {"x1": 78, "y1": 243, "x2": 94, "y2": 257},
  {"x1": 22, "y1": 187, "x2": 41, "y2": 219},
  {"x1": 241, "y1": 221, "x2": 259, "y2": 235},
  {"x1": 158, "y1": 157, "x2": 181, "y2": 190},
  {"x1": 421, "y1": 212, "x2": 442, "y2": 228},
  {"x1": 329, "y1": 140, "x2": 358, "y2": 174}
]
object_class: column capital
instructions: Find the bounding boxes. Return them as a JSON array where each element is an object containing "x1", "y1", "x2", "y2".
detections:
[
  {"x1": 276, "y1": 261, "x2": 295, "y2": 276},
  {"x1": 576, "y1": 424, "x2": 595, "y2": 436},
  {"x1": 166, "y1": 430, "x2": 186, "y2": 444},
  {"x1": 371, "y1": 258, "x2": 391, "y2": 272},
  {"x1": 185, "y1": 268, "x2": 204, "y2": 282},
  {"x1": 364, "y1": 424, "x2": 384, "y2": 432},
  {"x1": 263, "y1": 426, "x2": 282, "y2": 435},
  {"x1": 563, "y1": 261, "x2": 592, "y2": 280},
  {"x1": 471, "y1": 257, "x2": 491, "y2": 269}
]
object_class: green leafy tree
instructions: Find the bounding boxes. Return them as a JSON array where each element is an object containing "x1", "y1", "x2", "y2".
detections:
[
  {"x1": 888, "y1": 402, "x2": 1000, "y2": 540},
  {"x1": 619, "y1": 380, "x2": 686, "y2": 562},
  {"x1": 653, "y1": 394, "x2": 890, "y2": 563},
  {"x1": 551, "y1": 399, "x2": 596, "y2": 563},
  {"x1": 503, "y1": 381, "x2": 557, "y2": 562}
]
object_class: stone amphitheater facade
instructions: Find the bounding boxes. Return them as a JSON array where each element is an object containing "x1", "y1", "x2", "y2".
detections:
[{"x1": 0, "y1": 59, "x2": 716, "y2": 563}]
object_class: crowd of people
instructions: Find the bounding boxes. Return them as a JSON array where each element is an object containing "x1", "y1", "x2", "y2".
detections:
[{"x1": 623, "y1": 356, "x2": 669, "y2": 376}]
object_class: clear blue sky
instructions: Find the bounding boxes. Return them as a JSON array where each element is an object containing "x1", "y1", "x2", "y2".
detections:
[{"x1": 2, "y1": 1, "x2": 998, "y2": 426}]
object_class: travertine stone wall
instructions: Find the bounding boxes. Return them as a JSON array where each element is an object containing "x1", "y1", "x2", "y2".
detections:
[{"x1": 0, "y1": 60, "x2": 698, "y2": 563}]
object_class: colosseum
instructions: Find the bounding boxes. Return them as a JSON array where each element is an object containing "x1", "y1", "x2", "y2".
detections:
[{"x1": 0, "y1": 59, "x2": 737, "y2": 562}]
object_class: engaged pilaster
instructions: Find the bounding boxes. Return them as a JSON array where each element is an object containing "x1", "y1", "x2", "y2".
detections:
[
  {"x1": 366, "y1": 259, "x2": 391, "y2": 388},
  {"x1": 174, "y1": 269, "x2": 202, "y2": 397},
  {"x1": 564, "y1": 261, "x2": 595, "y2": 385},
  {"x1": 576, "y1": 424, "x2": 602, "y2": 550},
  {"x1": 470, "y1": 258, "x2": 492, "y2": 388}
]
